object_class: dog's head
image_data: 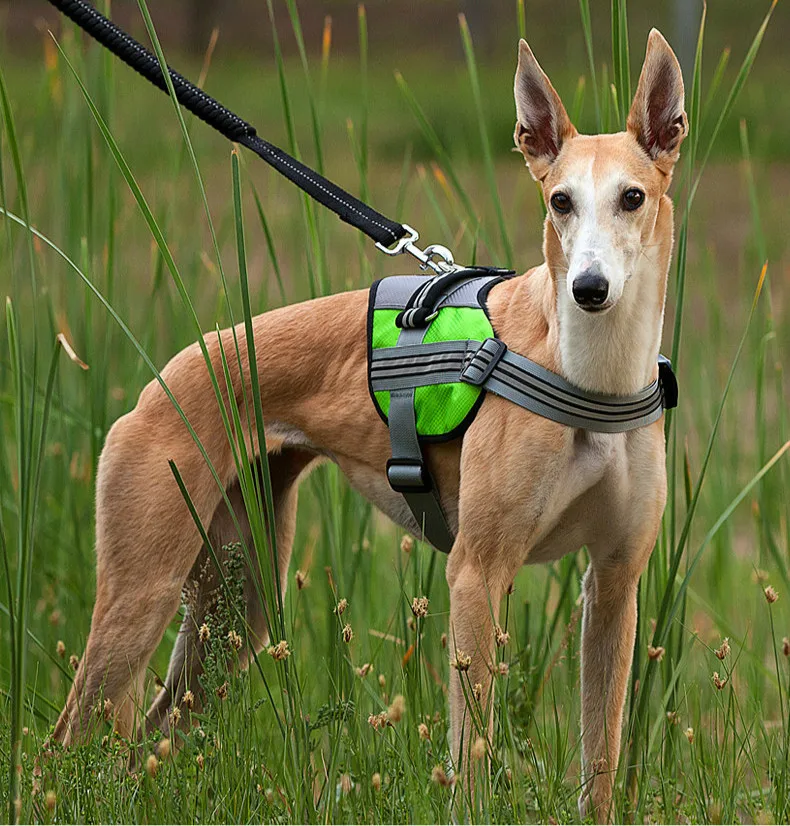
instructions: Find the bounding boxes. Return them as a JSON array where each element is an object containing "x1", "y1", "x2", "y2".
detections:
[{"x1": 514, "y1": 30, "x2": 687, "y2": 314}]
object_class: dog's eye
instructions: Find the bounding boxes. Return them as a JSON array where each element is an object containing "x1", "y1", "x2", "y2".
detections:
[
  {"x1": 550, "y1": 192, "x2": 572, "y2": 214},
  {"x1": 622, "y1": 188, "x2": 645, "y2": 211}
]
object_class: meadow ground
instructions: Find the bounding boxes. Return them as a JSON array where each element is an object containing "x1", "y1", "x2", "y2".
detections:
[{"x1": 0, "y1": 1, "x2": 789, "y2": 822}]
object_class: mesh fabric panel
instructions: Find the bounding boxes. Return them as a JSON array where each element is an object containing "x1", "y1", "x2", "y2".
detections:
[{"x1": 372, "y1": 305, "x2": 493, "y2": 438}]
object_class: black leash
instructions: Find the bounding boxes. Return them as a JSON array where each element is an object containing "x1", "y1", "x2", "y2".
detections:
[{"x1": 46, "y1": 0, "x2": 460, "y2": 272}]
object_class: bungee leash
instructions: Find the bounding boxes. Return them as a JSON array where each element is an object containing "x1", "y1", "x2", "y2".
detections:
[{"x1": 45, "y1": 0, "x2": 458, "y2": 275}]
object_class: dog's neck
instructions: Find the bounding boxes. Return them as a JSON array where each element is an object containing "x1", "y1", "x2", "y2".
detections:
[
  {"x1": 552, "y1": 257, "x2": 666, "y2": 397},
  {"x1": 549, "y1": 211, "x2": 671, "y2": 398}
]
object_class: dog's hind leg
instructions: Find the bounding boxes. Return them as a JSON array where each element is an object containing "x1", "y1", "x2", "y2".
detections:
[
  {"x1": 144, "y1": 448, "x2": 319, "y2": 738},
  {"x1": 52, "y1": 389, "x2": 233, "y2": 747}
]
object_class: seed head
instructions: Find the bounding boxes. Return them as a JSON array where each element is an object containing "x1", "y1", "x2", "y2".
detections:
[
  {"x1": 145, "y1": 753, "x2": 158, "y2": 778},
  {"x1": 69, "y1": 654, "x2": 80, "y2": 671},
  {"x1": 158, "y1": 738, "x2": 171, "y2": 760},
  {"x1": 712, "y1": 672, "x2": 727, "y2": 690},
  {"x1": 45, "y1": 790, "x2": 56, "y2": 813},
  {"x1": 685, "y1": 727, "x2": 694, "y2": 744},
  {"x1": 471, "y1": 736, "x2": 486, "y2": 761},
  {"x1": 411, "y1": 596, "x2": 429, "y2": 618},
  {"x1": 196, "y1": 753, "x2": 204, "y2": 770},
  {"x1": 103, "y1": 698, "x2": 114, "y2": 721},
  {"x1": 371, "y1": 772, "x2": 382, "y2": 791},
  {"x1": 56, "y1": 640, "x2": 66, "y2": 658},
  {"x1": 264, "y1": 788, "x2": 274, "y2": 804},
  {"x1": 400, "y1": 535, "x2": 414, "y2": 554},
  {"x1": 216, "y1": 682, "x2": 229, "y2": 700},
  {"x1": 473, "y1": 682, "x2": 483, "y2": 702},
  {"x1": 378, "y1": 674, "x2": 386, "y2": 687},
  {"x1": 783, "y1": 637, "x2": 790, "y2": 657},
  {"x1": 182, "y1": 690, "x2": 195, "y2": 709},
  {"x1": 666, "y1": 710, "x2": 679, "y2": 725},
  {"x1": 715, "y1": 638, "x2": 730, "y2": 660},
  {"x1": 295, "y1": 569, "x2": 308, "y2": 590},
  {"x1": 451, "y1": 650, "x2": 472, "y2": 672},
  {"x1": 199, "y1": 623, "x2": 211, "y2": 643},
  {"x1": 169, "y1": 707, "x2": 181, "y2": 727},
  {"x1": 765, "y1": 585, "x2": 779, "y2": 604},
  {"x1": 227, "y1": 629, "x2": 243, "y2": 650},
  {"x1": 335, "y1": 598, "x2": 348, "y2": 616},
  {"x1": 367, "y1": 712, "x2": 388, "y2": 731},
  {"x1": 497, "y1": 661, "x2": 510, "y2": 677},
  {"x1": 342, "y1": 623, "x2": 354, "y2": 643},
  {"x1": 355, "y1": 663, "x2": 373, "y2": 678},
  {"x1": 494, "y1": 625, "x2": 510, "y2": 647},
  {"x1": 418, "y1": 722, "x2": 430, "y2": 740},
  {"x1": 387, "y1": 694, "x2": 406, "y2": 724},
  {"x1": 431, "y1": 764, "x2": 452, "y2": 787},
  {"x1": 267, "y1": 640, "x2": 291, "y2": 661},
  {"x1": 647, "y1": 645, "x2": 665, "y2": 662}
]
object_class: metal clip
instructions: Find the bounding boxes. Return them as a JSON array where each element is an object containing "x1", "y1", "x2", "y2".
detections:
[{"x1": 376, "y1": 224, "x2": 460, "y2": 275}]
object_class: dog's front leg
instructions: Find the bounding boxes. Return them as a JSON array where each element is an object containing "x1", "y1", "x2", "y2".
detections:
[
  {"x1": 578, "y1": 553, "x2": 649, "y2": 824},
  {"x1": 446, "y1": 538, "x2": 515, "y2": 802}
]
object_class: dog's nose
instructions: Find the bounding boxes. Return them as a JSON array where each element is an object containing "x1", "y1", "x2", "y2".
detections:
[{"x1": 572, "y1": 265, "x2": 609, "y2": 309}]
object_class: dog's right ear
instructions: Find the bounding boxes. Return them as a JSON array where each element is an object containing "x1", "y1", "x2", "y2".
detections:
[{"x1": 513, "y1": 39, "x2": 576, "y2": 181}]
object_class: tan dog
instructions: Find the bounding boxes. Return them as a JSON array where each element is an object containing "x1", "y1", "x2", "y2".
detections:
[{"x1": 53, "y1": 29, "x2": 686, "y2": 823}]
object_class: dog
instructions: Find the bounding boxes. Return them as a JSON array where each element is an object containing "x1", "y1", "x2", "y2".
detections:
[{"x1": 53, "y1": 29, "x2": 686, "y2": 823}]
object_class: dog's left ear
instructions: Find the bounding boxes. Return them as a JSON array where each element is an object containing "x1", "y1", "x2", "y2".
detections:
[
  {"x1": 513, "y1": 39, "x2": 577, "y2": 181},
  {"x1": 627, "y1": 29, "x2": 688, "y2": 174}
]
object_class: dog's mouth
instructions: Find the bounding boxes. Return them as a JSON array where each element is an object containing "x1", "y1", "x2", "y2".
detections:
[{"x1": 576, "y1": 301, "x2": 615, "y2": 315}]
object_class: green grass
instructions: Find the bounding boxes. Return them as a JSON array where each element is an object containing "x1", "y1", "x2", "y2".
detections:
[{"x1": 0, "y1": 0, "x2": 789, "y2": 822}]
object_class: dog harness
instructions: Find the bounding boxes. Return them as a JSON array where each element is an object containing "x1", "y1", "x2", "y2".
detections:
[{"x1": 368, "y1": 268, "x2": 678, "y2": 553}]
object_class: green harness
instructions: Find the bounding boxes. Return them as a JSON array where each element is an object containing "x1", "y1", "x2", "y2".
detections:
[{"x1": 367, "y1": 269, "x2": 677, "y2": 553}]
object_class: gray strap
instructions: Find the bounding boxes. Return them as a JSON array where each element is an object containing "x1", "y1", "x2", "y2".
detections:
[
  {"x1": 376, "y1": 337, "x2": 668, "y2": 434},
  {"x1": 371, "y1": 340, "x2": 471, "y2": 391},
  {"x1": 373, "y1": 274, "x2": 497, "y2": 310},
  {"x1": 462, "y1": 340, "x2": 666, "y2": 433},
  {"x1": 384, "y1": 329, "x2": 456, "y2": 553}
]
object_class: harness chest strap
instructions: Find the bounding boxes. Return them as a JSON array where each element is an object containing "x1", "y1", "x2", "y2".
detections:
[{"x1": 373, "y1": 338, "x2": 675, "y2": 433}]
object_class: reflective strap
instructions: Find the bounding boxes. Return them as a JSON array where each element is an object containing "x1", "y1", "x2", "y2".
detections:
[
  {"x1": 384, "y1": 331, "x2": 456, "y2": 553},
  {"x1": 465, "y1": 340, "x2": 667, "y2": 434},
  {"x1": 371, "y1": 340, "x2": 470, "y2": 391},
  {"x1": 375, "y1": 337, "x2": 671, "y2": 434}
]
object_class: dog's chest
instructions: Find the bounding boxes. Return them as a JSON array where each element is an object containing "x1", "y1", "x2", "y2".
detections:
[{"x1": 525, "y1": 431, "x2": 629, "y2": 563}]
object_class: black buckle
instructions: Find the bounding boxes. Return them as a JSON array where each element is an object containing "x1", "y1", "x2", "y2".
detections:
[
  {"x1": 386, "y1": 459, "x2": 433, "y2": 494},
  {"x1": 460, "y1": 338, "x2": 508, "y2": 386},
  {"x1": 658, "y1": 354, "x2": 678, "y2": 409}
]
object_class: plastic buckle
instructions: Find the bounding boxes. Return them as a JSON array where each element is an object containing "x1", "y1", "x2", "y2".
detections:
[
  {"x1": 460, "y1": 338, "x2": 508, "y2": 386},
  {"x1": 658, "y1": 354, "x2": 678, "y2": 409},
  {"x1": 386, "y1": 459, "x2": 433, "y2": 494}
]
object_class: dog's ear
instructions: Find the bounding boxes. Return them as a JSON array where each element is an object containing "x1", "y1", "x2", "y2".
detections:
[
  {"x1": 513, "y1": 39, "x2": 576, "y2": 181},
  {"x1": 627, "y1": 29, "x2": 688, "y2": 174}
]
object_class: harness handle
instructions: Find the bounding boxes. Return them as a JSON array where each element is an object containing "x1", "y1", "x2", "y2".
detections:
[{"x1": 46, "y1": 0, "x2": 412, "y2": 250}]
